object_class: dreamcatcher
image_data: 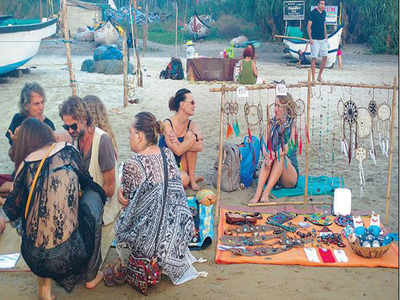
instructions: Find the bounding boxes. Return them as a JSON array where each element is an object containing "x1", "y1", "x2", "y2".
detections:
[
  {"x1": 342, "y1": 97, "x2": 358, "y2": 164},
  {"x1": 377, "y1": 100, "x2": 391, "y2": 158},
  {"x1": 243, "y1": 92, "x2": 263, "y2": 140},
  {"x1": 367, "y1": 90, "x2": 378, "y2": 163},
  {"x1": 224, "y1": 96, "x2": 234, "y2": 139}
]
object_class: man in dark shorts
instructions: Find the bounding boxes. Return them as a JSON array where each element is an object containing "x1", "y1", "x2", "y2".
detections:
[{"x1": 307, "y1": 0, "x2": 328, "y2": 81}]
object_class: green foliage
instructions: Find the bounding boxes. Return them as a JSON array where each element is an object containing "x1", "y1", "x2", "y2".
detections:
[{"x1": 138, "y1": 22, "x2": 191, "y2": 45}]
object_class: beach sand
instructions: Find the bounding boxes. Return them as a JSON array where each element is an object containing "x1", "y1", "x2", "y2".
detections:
[{"x1": 0, "y1": 39, "x2": 398, "y2": 300}]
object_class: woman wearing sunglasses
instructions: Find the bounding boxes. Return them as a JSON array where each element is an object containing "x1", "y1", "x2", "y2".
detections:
[{"x1": 158, "y1": 88, "x2": 204, "y2": 191}]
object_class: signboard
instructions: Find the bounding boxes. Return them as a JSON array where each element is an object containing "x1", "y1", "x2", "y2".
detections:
[
  {"x1": 310, "y1": 5, "x2": 338, "y2": 25},
  {"x1": 284, "y1": 1, "x2": 305, "y2": 21}
]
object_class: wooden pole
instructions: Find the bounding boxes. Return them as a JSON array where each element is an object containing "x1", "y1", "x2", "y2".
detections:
[
  {"x1": 129, "y1": 0, "x2": 143, "y2": 87},
  {"x1": 215, "y1": 85, "x2": 226, "y2": 218},
  {"x1": 143, "y1": 1, "x2": 148, "y2": 53},
  {"x1": 209, "y1": 82, "x2": 310, "y2": 93},
  {"x1": 40, "y1": 0, "x2": 43, "y2": 20},
  {"x1": 299, "y1": 81, "x2": 394, "y2": 90},
  {"x1": 122, "y1": 31, "x2": 128, "y2": 107},
  {"x1": 304, "y1": 69, "x2": 311, "y2": 203},
  {"x1": 384, "y1": 75, "x2": 397, "y2": 225},
  {"x1": 175, "y1": 1, "x2": 178, "y2": 57},
  {"x1": 62, "y1": 0, "x2": 77, "y2": 96}
]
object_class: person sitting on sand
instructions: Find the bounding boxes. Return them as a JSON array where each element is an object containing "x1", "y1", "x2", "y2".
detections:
[
  {"x1": 249, "y1": 93, "x2": 299, "y2": 204},
  {"x1": 238, "y1": 47, "x2": 258, "y2": 85},
  {"x1": 83, "y1": 95, "x2": 118, "y2": 157},
  {"x1": 0, "y1": 118, "x2": 105, "y2": 298},
  {"x1": 112, "y1": 112, "x2": 205, "y2": 287},
  {"x1": 159, "y1": 88, "x2": 204, "y2": 191},
  {"x1": 1, "y1": 82, "x2": 57, "y2": 203}
]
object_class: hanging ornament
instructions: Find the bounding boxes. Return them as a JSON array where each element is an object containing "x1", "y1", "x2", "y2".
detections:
[
  {"x1": 355, "y1": 147, "x2": 367, "y2": 196},
  {"x1": 224, "y1": 100, "x2": 233, "y2": 139},
  {"x1": 357, "y1": 108, "x2": 372, "y2": 139},
  {"x1": 377, "y1": 103, "x2": 391, "y2": 158},
  {"x1": 343, "y1": 99, "x2": 358, "y2": 164},
  {"x1": 367, "y1": 92, "x2": 378, "y2": 161}
]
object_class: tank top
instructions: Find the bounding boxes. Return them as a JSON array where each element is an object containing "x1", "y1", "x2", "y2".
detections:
[
  {"x1": 158, "y1": 118, "x2": 192, "y2": 166},
  {"x1": 238, "y1": 59, "x2": 257, "y2": 84}
]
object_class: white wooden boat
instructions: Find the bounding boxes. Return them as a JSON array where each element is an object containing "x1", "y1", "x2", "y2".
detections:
[
  {"x1": 283, "y1": 27, "x2": 343, "y2": 68},
  {"x1": 94, "y1": 21, "x2": 120, "y2": 45},
  {"x1": 0, "y1": 16, "x2": 57, "y2": 75}
]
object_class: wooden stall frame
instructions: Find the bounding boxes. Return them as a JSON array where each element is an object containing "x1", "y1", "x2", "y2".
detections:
[
  {"x1": 210, "y1": 73, "x2": 397, "y2": 225},
  {"x1": 62, "y1": 0, "x2": 77, "y2": 96}
]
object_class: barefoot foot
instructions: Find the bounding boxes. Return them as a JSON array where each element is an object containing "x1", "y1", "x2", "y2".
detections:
[
  {"x1": 249, "y1": 195, "x2": 260, "y2": 204},
  {"x1": 85, "y1": 271, "x2": 104, "y2": 289}
]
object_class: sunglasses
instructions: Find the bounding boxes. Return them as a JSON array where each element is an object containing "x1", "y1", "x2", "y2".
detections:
[
  {"x1": 185, "y1": 100, "x2": 195, "y2": 105},
  {"x1": 62, "y1": 123, "x2": 78, "y2": 131}
]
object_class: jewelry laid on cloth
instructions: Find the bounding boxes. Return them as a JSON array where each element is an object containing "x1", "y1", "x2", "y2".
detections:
[
  {"x1": 304, "y1": 214, "x2": 332, "y2": 226},
  {"x1": 220, "y1": 232, "x2": 286, "y2": 247},
  {"x1": 354, "y1": 147, "x2": 367, "y2": 195},
  {"x1": 266, "y1": 212, "x2": 296, "y2": 224},
  {"x1": 266, "y1": 219, "x2": 297, "y2": 232},
  {"x1": 334, "y1": 215, "x2": 354, "y2": 227}
]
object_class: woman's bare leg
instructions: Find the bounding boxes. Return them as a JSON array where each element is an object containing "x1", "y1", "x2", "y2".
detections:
[
  {"x1": 249, "y1": 161, "x2": 272, "y2": 203},
  {"x1": 260, "y1": 157, "x2": 297, "y2": 202},
  {"x1": 38, "y1": 277, "x2": 54, "y2": 300},
  {"x1": 0, "y1": 181, "x2": 12, "y2": 193},
  {"x1": 180, "y1": 154, "x2": 190, "y2": 188}
]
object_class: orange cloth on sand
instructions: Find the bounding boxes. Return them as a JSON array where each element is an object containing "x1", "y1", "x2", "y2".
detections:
[{"x1": 215, "y1": 208, "x2": 398, "y2": 268}]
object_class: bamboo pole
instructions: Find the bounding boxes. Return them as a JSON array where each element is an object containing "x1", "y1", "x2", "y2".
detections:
[
  {"x1": 129, "y1": 0, "x2": 142, "y2": 87},
  {"x1": 62, "y1": 0, "x2": 77, "y2": 96},
  {"x1": 175, "y1": 1, "x2": 178, "y2": 57},
  {"x1": 384, "y1": 75, "x2": 397, "y2": 225},
  {"x1": 299, "y1": 81, "x2": 395, "y2": 90},
  {"x1": 209, "y1": 82, "x2": 310, "y2": 93},
  {"x1": 122, "y1": 31, "x2": 128, "y2": 107},
  {"x1": 304, "y1": 69, "x2": 312, "y2": 204},
  {"x1": 215, "y1": 85, "x2": 226, "y2": 218},
  {"x1": 143, "y1": 1, "x2": 148, "y2": 53}
]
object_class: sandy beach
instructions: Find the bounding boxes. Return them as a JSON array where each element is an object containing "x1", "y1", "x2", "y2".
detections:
[{"x1": 0, "y1": 38, "x2": 398, "y2": 300}]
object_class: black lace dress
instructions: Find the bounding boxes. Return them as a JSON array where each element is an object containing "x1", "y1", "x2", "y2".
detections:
[{"x1": 3, "y1": 144, "x2": 105, "y2": 292}]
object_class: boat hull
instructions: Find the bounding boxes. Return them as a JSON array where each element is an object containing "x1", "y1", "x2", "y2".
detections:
[
  {"x1": 283, "y1": 27, "x2": 342, "y2": 68},
  {"x1": 0, "y1": 18, "x2": 57, "y2": 75}
]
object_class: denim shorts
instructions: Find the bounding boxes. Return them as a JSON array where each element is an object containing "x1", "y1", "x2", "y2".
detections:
[{"x1": 311, "y1": 39, "x2": 328, "y2": 58}]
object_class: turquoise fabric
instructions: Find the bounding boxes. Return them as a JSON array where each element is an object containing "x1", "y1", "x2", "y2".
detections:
[
  {"x1": 271, "y1": 175, "x2": 344, "y2": 198},
  {"x1": 187, "y1": 196, "x2": 214, "y2": 249}
]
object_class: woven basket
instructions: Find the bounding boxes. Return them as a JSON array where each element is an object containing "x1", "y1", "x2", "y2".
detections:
[{"x1": 348, "y1": 239, "x2": 391, "y2": 258}]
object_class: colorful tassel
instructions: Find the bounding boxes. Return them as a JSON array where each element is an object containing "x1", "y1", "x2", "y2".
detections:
[
  {"x1": 226, "y1": 124, "x2": 233, "y2": 139},
  {"x1": 299, "y1": 137, "x2": 303, "y2": 155},
  {"x1": 233, "y1": 120, "x2": 240, "y2": 137}
]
